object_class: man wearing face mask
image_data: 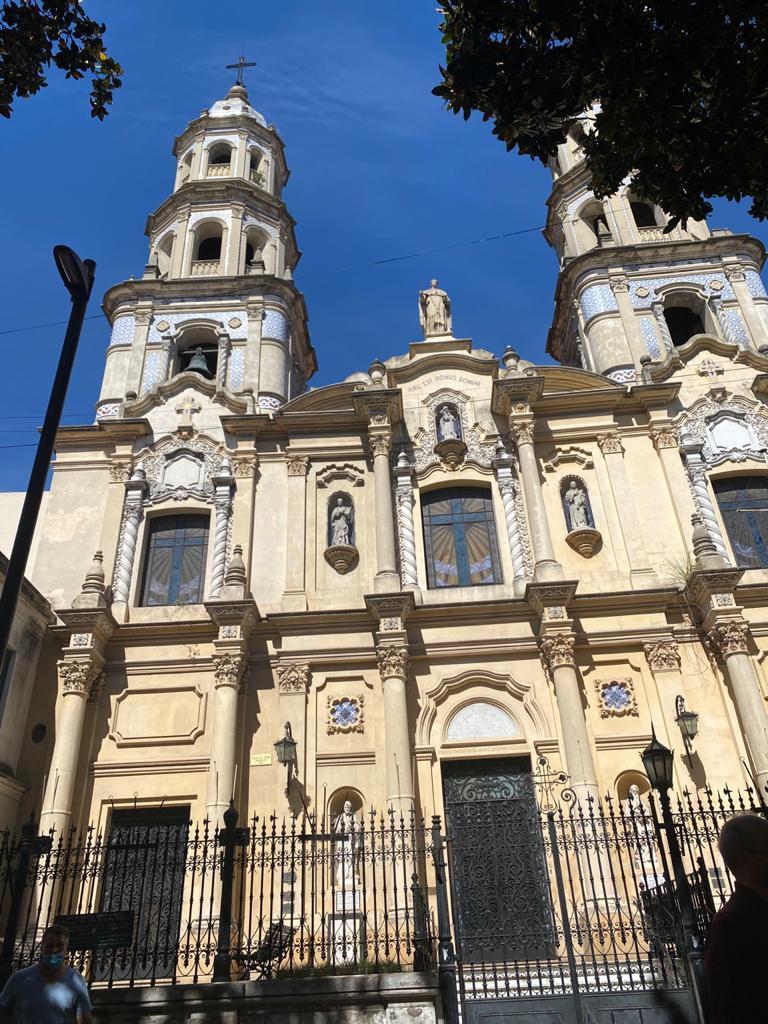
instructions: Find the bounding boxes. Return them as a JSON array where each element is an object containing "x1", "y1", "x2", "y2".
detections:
[
  {"x1": 0, "y1": 924, "x2": 92, "y2": 1023},
  {"x1": 704, "y1": 813, "x2": 768, "y2": 1022}
]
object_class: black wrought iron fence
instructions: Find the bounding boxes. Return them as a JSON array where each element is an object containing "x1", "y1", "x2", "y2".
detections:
[
  {"x1": 0, "y1": 808, "x2": 435, "y2": 988},
  {"x1": 0, "y1": 781, "x2": 762, "y2": 995},
  {"x1": 450, "y1": 780, "x2": 768, "y2": 1005}
]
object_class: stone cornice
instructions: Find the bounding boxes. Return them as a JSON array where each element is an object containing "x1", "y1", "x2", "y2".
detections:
[
  {"x1": 51, "y1": 420, "x2": 152, "y2": 451},
  {"x1": 0, "y1": 553, "x2": 54, "y2": 622},
  {"x1": 145, "y1": 178, "x2": 294, "y2": 234}
]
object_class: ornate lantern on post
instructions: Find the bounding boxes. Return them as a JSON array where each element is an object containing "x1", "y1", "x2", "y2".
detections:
[
  {"x1": 274, "y1": 721, "x2": 298, "y2": 795},
  {"x1": 675, "y1": 695, "x2": 699, "y2": 765}
]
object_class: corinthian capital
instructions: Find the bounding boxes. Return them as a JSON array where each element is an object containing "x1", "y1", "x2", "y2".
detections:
[
  {"x1": 707, "y1": 620, "x2": 751, "y2": 659},
  {"x1": 212, "y1": 652, "x2": 247, "y2": 688},
  {"x1": 286, "y1": 455, "x2": 310, "y2": 477},
  {"x1": 370, "y1": 433, "x2": 391, "y2": 458},
  {"x1": 539, "y1": 632, "x2": 576, "y2": 670},
  {"x1": 276, "y1": 663, "x2": 311, "y2": 693},
  {"x1": 597, "y1": 432, "x2": 623, "y2": 455},
  {"x1": 376, "y1": 642, "x2": 410, "y2": 679},
  {"x1": 58, "y1": 660, "x2": 98, "y2": 696},
  {"x1": 510, "y1": 420, "x2": 534, "y2": 446}
]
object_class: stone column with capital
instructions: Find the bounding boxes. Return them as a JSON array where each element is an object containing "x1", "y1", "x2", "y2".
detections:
[
  {"x1": 215, "y1": 331, "x2": 231, "y2": 391},
  {"x1": 650, "y1": 426, "x2": 698, "y2": 544},
  {"x1": 707, "y1": 620, "x2": 768, "y2": 791},
  {"x1": 651, "y1": 301, "x2": 674, "y2": 355},
  {"x1": 724, "y1": 264, "x2": 765, "y2": 349},
  {"x1": 367, "y1": 594, "x2": 415, "y2": 814},
  {"x1": 41, "y1": 592, "x2": 115, "y2": 835},
  {"x1": 686, "y1": 522, "x2": 768, "y2": 790},
  {"x1": 493, "y1": 444, "x2": 530, "y2": 596},
  {"x1": 370, "y1": 431, "x2": 400, "y2": 592},
  {"x1": 226, "y1": 206, "x2": 245, "y2": 275},
  {"x1": 539, "y1": 627, "x2": 599, "y2": 806},
  {"x1": 205, "y1": 572, "x2": 258, "y2": 826},
  {"x1": 609, "y1": 274, "x2": 645, "y2": 371},
  {"x1": 283, "y1": 453, "x2": 310, "y2": 611},
  {"x1": 510, "y1": 418, "x2": 562, "y2": 582}
]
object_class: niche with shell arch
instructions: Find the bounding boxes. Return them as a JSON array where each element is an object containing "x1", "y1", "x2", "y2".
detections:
[
  {"x1": 560, "y1": 475, "x2": 601, "y2": 558},
  {"x1": 325, "y1": 489, "x2": 358, "y2": 575}
]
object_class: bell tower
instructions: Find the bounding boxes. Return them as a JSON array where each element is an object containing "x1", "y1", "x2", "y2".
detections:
[
  {"x1": 95, "y1": 65, "x2": 316, "y2": 419},
  {"x1": 543, "y1": 112, "x2": 768, "y2": 380}
]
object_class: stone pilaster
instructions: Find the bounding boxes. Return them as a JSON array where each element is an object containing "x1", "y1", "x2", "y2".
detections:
[
  {"x1": 596, "y1": 432, "x2": 655, "y2": 586},
  {"x1": 724, "y1": 263, "x2": 764, "y2": 349},
  {"x1": 283, "y1": 452, "x2": 310, "y2": 611},
  {"x1": 650, "y1": 425, "x2": 697, "y2": 543},
  {"x1": 367, "y1": 594, "x2": 416, "y2": 813},
  {"x1": 275, "y1": 663, "x2": 311, "y2": 810},
  {"x1": 510, "y1": 417, "x2": 562, "y2": 582}
]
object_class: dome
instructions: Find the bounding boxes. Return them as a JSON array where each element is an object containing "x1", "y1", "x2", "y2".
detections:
[{"x1": 208, "y1": 83, "x2": 267, "y2": 127}]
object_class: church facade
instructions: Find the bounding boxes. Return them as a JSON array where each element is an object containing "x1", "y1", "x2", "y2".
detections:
[{"x1": 3, "y1": 85, "x2": 768, "y2": 856}]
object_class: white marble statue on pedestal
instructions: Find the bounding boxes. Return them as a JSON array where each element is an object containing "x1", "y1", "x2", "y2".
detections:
[
  {"x1": 626, "y1": 785, "x2": 663, "y2": 888},
  {"x1": 564, "y1": 479, "x2": 590, "y2": 529},
  {"x1": 330, "y1": 497, "x2": 353, "y2": 547},
  {"x1": 419, "y1": 280, "x2": 452, "y2": 337},
  {"x1": 437, "y1": 405, "x2": 460, "y2": 441},
  {"x1": 333, "y1": 799, "x2": 362, "y2": 890}
]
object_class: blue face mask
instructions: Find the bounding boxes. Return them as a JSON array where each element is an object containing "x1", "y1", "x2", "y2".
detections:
[{"x1": 42, "y1": 954, "x2": 64, "y2": 969}]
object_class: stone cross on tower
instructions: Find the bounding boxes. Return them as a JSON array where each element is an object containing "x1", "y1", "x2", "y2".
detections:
[
  {"x1": 176, "y1": 396, "x2": 201, "y2": 435},
  {"x1": 226, "y1": 51, "x2": 257, "y2": 87}
]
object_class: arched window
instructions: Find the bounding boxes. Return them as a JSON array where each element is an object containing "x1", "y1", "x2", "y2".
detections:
[
  {"x1": 140, "y1": 514, "x2": 209, "y2": 606},
  {"x1": 580, "y1": 201, "x2": 609, "y2": 242},
  {"x1": 630, "y1": 201, "x2": 658, "y2": 229},
  {"x1": 249, "y1": 146, "x2": 265, "y2": 186},
  {"x1": 421, "y1": 488, "x2": 502, "y2": 588},
  {"x1": 244, "y1": 226, "x2": 268, "y2": 273},
  {"x1": 192, "y1": 223, "x2": 223, "y2": 275},
  {"x1": 207, "y1": 142, "x2": 232, "y2": 175},
  {"x1": 714, "y1": 476, "x2": 768, "y2": 568},
  {"x1": 155, "y1": 233, "x2": 174, "y2": 277},
  {"x1": 664, "y1": 305, "x2": 705, "y2": 346},
  {"x1": 178, "y1": 150, "x2": 193, "y2": 185}
]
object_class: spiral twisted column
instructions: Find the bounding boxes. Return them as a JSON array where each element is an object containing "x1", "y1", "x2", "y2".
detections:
[
  {"x1": 394, "y1": 452, "x2": 418, "y2": 591},
  {"x1": 651, "y1": 301, "x2": 674, "y2": 354},
  {"x1": 680, "y1": 438, "x2": 729, "y2": 559},
  {"x1": 511, "y1": 418, "x2": 562, "y2": 582},
  {"x1": 112, "y1": 464, "x2": 148, "y2": 605},
  {"x1": 209, "y1": 461, "x2": 234, "y2": 597},
  {"x1": 493, "y1": 448, "x2": 528, "y2": 595}
]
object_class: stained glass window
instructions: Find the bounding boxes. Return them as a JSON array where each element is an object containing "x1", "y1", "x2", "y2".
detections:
[
  {"x1": 421, "y1": 488, "x2": 502, "y2": 589},
  {"x1": 714, "y1": 476, "x2": 768, "y2": 568},
  {"x1": 140, "y1": 515, "x2": 209, "y2": 606}
]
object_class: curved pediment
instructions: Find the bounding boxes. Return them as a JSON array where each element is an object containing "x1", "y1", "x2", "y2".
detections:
[
  {"x1": 537, "y1": 364, "x2": 623, "y2": 394},
  {"x1": 281, "y1": 381, "x2": 358, "y2": 414},
  {"x1": 646, "y1": 335, "x2": 768, "y2": 383},
  {"x1": 125, "y1": 372, "x2": 248, "y2": 417}
]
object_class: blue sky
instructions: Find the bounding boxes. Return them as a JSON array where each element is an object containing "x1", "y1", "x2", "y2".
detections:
[{"x1": 2, "y1": 0, "x2": 768, "y2": 492}]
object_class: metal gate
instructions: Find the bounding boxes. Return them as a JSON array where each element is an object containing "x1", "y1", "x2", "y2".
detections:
[{"x1": 441, "y1": 758, "x2": 702, "y2": 1024}]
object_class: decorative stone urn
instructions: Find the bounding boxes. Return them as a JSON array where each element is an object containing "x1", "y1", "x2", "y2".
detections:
[
  {"x1": 433, "y1": 437, "x2": 467, "y2": 470},
  {"x1": 565, "y1": 527, "x2": 602, "y2": 558},
  {"x1": 324, "y1": 544, "x2": 359, "y2": 575}
]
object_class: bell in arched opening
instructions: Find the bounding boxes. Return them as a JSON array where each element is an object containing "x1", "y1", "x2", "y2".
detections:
[{"x1": 186, "y1": 346, "x2": 212, "y2": 378}]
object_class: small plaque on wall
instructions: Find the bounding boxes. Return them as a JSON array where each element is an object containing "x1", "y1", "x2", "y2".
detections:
[{"x1": 250, "y1": 753, "x2": 272, "y2": 766}]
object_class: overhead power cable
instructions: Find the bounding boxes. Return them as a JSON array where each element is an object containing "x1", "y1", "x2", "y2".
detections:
[{"x1": 0, "y1": 224, "x2": 544, "y2": 338}]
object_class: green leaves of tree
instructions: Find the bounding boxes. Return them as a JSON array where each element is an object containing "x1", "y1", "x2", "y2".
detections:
[
  {"x1": 434, "y1": 0, "x2": 768, "y2": 224},
  {"x1": 0, "y1": 0, "x2": 122, "y2": 120}
]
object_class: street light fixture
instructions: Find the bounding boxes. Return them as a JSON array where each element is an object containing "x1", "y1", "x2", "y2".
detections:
[
  {"x1": 274, "y1": 722, "x2": 297, "y2": 795},
  {"x1": 640, "y1": 728, "x2": 674, "y2": 793},
  {"x1": 0, "y1": 247, "x2": 96, "y2": 670},
  {"x1": 640, "y1": 726, "x2": 706, "y2": 1020},
  {"x1": 675, "y1": 695, "x2": 699, "y2": 765}
]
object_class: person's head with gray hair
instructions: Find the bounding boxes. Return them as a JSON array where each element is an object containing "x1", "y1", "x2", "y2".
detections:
[{"x1": 719, "y1": 814, "x2": 768, "y2": 893}]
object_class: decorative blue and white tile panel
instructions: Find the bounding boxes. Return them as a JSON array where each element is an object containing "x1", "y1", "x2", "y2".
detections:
[{"x1": 110, "y1": 316, "x2": 135, "y2": 346}]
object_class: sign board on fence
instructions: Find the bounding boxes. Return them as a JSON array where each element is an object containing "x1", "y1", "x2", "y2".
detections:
[{"x1": 55, "y1": 911, "x2": 134, "y2": 951}]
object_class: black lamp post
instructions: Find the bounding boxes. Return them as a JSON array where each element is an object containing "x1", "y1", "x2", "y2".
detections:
[
  {"x1": 641, "y1": 729, "x2": 707, "y2": 1021},
  {"x1": 0, "y1": 247, "x2": 95, "y2": 669},
  {"x1": 274, "y1": 722, "x2": 297, "y2": 795}
]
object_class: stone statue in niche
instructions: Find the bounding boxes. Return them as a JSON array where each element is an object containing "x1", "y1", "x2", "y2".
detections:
[
  {"x1": 419, "y1": 279, "x2": 452, "y2": 337},
  {"x1": 437, "y1": 404, "x2": 461, "y2": 441},
  {"x1": 561, "y1": 477, "x2": 601, "y2": 557},
  {"x1": 325, "y1": 491, "x2": 358, "y2": 575},
  {"x1": 330, "y1": 495, "x2": 354, "y2": 546},
  {"x1": 333, "y1": 799, "x2": 362, "y2": 887},
  {"x1": 563, "y1": 479, "x2": 592, "y2": 529},
  {"x1": 626, "y1": 785, "x2": 662, "y2": 886}
]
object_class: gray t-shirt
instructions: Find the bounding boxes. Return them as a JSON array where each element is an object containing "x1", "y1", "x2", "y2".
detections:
[{"x1": 0, "y1": 964, "x2": 91, "y2": 1023}]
